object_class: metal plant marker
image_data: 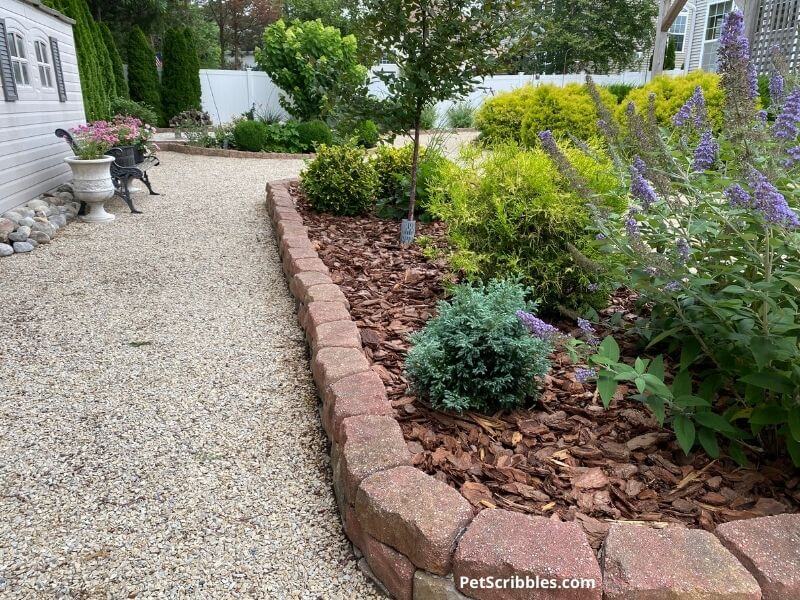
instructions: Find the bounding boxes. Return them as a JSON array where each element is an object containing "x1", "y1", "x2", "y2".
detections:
[{"x1": 400, "y1": 218, "x2": 416, "y2": 244}]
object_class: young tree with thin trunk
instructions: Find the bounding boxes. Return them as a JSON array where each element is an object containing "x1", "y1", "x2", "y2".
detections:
[{"x1": 359, "y1": 0, "x2": 513, "y2": 241}]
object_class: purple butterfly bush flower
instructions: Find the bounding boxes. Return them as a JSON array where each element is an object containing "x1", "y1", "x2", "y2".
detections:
[
  {"x1": 673, "y1": 86, "x2": 707, "y2": 129},
  {"x1": 516, "y1": 310, "x2": 561, "y2": 340},
  {"x1": 784, "y1": 145, "x2": 800, "y2": 167},
  {"x1": 625, "y1": 209, "x2": 641, "y2": 238},
  {"x1": 724, "y1": 183, "x2": 753, "y2": 208},
  {"x1": 756, "y1": 110, "x2": 768, "y2": 125},
  {"x1": 773, "y1": 88, "x2": 800, "y2": 140},
  {"x1": 692, "y1": 130, "x2": 719, "y2": 171},
  {"x1": 748, "y1": 169, "x2": 800, "y2": 227},
  {"x1": 676, "y1": 238, "x2": 690, "y2": 263},
  {"x1": 718, "y1": 10, "x2": 758, "y2": 103},
  {"x1": 630, "y1": 157, "x2": 658, "y2": 210},
  {"x1": 664, "y1": 281, "x2": 683, "y2": 292},
  {"x1": 769, "y1": 74, "x2": 785, "y2": 107},
  {"x1": 575, "y1": 367, "x2": 597, "y2": 383}
]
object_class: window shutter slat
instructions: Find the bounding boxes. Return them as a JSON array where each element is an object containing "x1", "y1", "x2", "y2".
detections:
[
  {"x1": 0, "y1": 20, "x2": 19, "y2": 102},
  {"x1": 49, "y1": 36, "x2": 66, "y2": 102}
]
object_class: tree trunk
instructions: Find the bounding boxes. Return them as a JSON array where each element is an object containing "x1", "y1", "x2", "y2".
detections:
[{"x1": 407, "y1": 109, "x2": 423, "y2": 223}]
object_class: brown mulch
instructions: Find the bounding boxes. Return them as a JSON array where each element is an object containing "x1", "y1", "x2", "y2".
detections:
[{"x1": 292, "y1": 185, "x2": 800, "y2": 549}]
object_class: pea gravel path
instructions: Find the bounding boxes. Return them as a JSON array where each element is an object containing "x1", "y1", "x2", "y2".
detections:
[{"x1": 0, "y1": 152, "x2": 383, "y2": 599}]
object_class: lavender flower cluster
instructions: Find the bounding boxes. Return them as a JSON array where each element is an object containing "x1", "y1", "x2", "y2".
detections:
[
  {"x1": 673, "y1": 86, "x2": 707, "y2": 129},
  {"x1": 773, "y1": 89, "x2": 800, "y2": 140},
  {"x1": 718, "y1": 10, "x2": 758, "y2": 105},
  {"x1": 692, "y1": 130, "x2": 719, "y2": 171},
  {"x1": 515, "y1": 310, "x2": 561, "y2": 340},
  {"x1": 630, "y1": 158, "x2": 657, "y2": 210},
  {"x1": 725, "y1": 172, "x2": 800, "y2": 228}
]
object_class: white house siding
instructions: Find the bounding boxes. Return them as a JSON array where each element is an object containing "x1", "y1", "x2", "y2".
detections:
[
  {"x1": 688, "y1": 0, "x2": 709, "y2": 71},
  {"x1": 0, "y1": 0, "x2": 85, "y2": 213}
]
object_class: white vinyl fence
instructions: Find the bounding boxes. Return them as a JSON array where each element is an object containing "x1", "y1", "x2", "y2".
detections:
[{"x1": 200, "y1": 67, "x2": 685, "y2": 126}]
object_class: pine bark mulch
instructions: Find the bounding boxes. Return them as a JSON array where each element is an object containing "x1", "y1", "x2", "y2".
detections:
[{"x1": 293, "y1": 185, "x2": 800, "y2": 549}]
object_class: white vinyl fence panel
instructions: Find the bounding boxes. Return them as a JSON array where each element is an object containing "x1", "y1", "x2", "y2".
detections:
[{"x1": 200, "y1": 67, "x2": 685, "y2": 126}]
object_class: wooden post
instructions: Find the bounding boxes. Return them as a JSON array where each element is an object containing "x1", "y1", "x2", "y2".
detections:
[
  {"x1": 652, "y1": 0, "x2": 690, "y2": 77},
  {"x1": 739, "y1": 0, "x2": 759, "y2": 43}
]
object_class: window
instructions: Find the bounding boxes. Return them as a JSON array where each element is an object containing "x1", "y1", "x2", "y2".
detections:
[
  {"x1": 701, "y1": 0, "x2": 733, "y2": 72},
  {"x1": 669, "y1": 13, "x2": 688, "y2": 52},
  {"x1": 7, "y1": 31, "x2": 29, "y2": 85},
  {"x1": 34, "y1": 40, "x2": 53, "y2": 87}
]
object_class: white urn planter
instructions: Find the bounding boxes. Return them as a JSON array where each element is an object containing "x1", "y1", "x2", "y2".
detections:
[{"x1": 64, "y1": 155, "x2": 116, "y2": 223}]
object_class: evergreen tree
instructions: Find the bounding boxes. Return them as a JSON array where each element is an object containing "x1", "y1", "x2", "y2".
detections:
[
  {"x1": 161, "y1": 28, "x2": 201, "y2": 123},
  {"x1": 664, "y1": 36, "x2": 677, "y2": 70},
  {"x1": 127, "y1": 27, "x2": 161, "y2": 119},
  {"x1": 99, "y1": 21, "x2": 128, "y2": 98},
  {"x1": 183, "y1": 28, "x2": 202, "y2": 109}
]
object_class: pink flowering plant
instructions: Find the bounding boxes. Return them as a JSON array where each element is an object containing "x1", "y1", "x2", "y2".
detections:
[
  {"x1": 535, "y1": 10, "x2": 800, "y2": 466},
  {"x1": 69, "y1": 120, "x2": 119, "y2": 160},
  {"x1": 112, "y1": 115, "x2": 158, "y2": 154}
]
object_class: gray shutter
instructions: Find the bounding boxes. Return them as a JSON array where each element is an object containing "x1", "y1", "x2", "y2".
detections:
[
  {"x1": 50, "y1": 36, "x2": 67, "y2": 102},
  {"x1": 0, "y1": 20, "x2": 18, "y2": 102}
]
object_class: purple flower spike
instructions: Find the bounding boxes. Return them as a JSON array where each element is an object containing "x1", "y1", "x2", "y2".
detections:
[
  {"x1": 516, "y1": 310, "x2": 561, "y2": 340},
  {"x1": 676, "y1": 238, "x2": 690, "y2": 263},
  {"x1": 673, "y1": 86, "x2": 707, "y2": 128},
  {"x1": 725, "y1": 183, "x2": 753, "y2": 208},
  {"x1": 630, "y1": 157, "x2": 658, "y2": 210},
  {"x1": 692, "y1": 130, "x2": 718, "y2": 171},
  {"x1": 664, "y1": 281, "x2": 683, "y2": 292},
  {"x1": 575, "y1": 367, "x2": 597, "y2": 383},
  {"x1": 773, "y1": 89, "x2": 800, "y2": 140},
  {"x1": 718, "y1": 10, "x2": 758, "y2": 102},
  {"x1": 748, "y1": 169, "x2": 800, "y2": 227},
  {"x1": 769, "y1": 74, "x2": 785, "y2": 107}
]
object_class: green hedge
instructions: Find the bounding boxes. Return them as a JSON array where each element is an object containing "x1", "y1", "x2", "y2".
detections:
[
  {"x1": 161, "y1": 28, "x2": 201, "y2": 124},
  {"x1": 99, "y1": 22, "x2": 127, "y2": 99},
  {"x1": 127, "y1": 27, "x2": 161, "y2": 123}
]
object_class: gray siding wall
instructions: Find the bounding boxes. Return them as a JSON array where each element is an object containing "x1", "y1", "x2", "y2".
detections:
[
  {"x1": 688, "y1": 0, "x2": 709, "y2": 71},
  {"x1": 0, "y1": 0, "x2": 85, "y2": 213}
]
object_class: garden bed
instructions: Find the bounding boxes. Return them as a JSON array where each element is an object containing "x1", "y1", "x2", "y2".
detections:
[
  {"x1": 159, "y1": 142, "x2": 314, "y2": 160},
  {"x1": 292, "y1": 184, "x2": 800, "y2": 549}
]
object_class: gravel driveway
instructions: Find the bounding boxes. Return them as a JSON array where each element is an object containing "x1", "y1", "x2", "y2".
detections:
[{"x1": 0, "y1": 152, "x2": 382, "y2": 598}]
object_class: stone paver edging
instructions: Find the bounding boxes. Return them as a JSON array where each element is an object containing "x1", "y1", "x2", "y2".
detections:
[
  {"x1": 161, "y1": 141, "x2": 314, "y2": 160},
  {"x1": 267, "y1": 178, "x2": 800, "y2": 600}
]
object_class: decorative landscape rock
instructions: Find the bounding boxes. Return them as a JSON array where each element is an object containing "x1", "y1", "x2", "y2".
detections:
[
  {"x1": 12, "y1": 241, "x2": 34, "y2": 253},
  {"x1": 414, "y1": 571, "x2": 469, "y2": 600},
  {"x1": 716, "y1": 514, "x2": 800, "y2": 600},
  {"x1": 601, "y1": 524, "x2": 761, "y2": 600},
  {"x1": 322, "y1": 371, "x2": 394, "y2": 443},
  {"x1": 362, "y1": 534, "x2": 416, "y2": 600},
  {"x1": 0, "y1": 243, "x2": 13, "y2": 257},
  {"x1": 29, "y1": 231, "x2": 51, "y2": 244},
  {"x1": 311, "y1": 347, "x2": 371, "y2": 388},
  {"x1": 9, "y1": 227, "x2": 31, "y2": 242},
  {"x1": 355, "y1": 466, "x2": 474, "y2": 575},
  {"x1": 0, "y1": 218, "x2": 14, "y2": 242},
  {"x1": 453, "y1": 509, "x2": 602, "y2": 600},
  {"x1": 0, "y1": 186, "x2": 77, "y2": 258}
]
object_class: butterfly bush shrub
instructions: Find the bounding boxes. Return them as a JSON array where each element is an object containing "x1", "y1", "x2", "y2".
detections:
[{"x1": 549, "y1": 11, "x2": 800, "y2": 465}]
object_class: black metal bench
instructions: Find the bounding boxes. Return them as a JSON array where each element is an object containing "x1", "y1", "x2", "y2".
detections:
[{"x1": 55, "y1": 128, "x2": 160, "y2": 214}]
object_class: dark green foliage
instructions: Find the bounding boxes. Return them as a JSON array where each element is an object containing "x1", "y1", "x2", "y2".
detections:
[
  {"x1": 355, "y1": 120, "x2": 379, "y2": 147},
  {"x1": 183, "y1": 28, "x2": 202, "y2": 109},
  {"x1": 405, "y1": 279, "x2": 552, "y2": 412},
  {"x1": 604, "y1": 83, "x2": 636, "y2": 104},
  {"x1": 371, "y1": 144, "x2": 448, "y2": 220},
  {"x1": 664, "y1": 36, "x2": 676, "y2": 70},
  {"x1": 127, "y1": 27, "x2": 161, "y2": 121},
  {"x1": 296, "y1": 119, "x2": 333, "y2": 151},
  {"x1": 757, "y1": 74, "x2": 771, "y2": 110},
  {"x1": 263, "y1": 122, "x2": 304, "y2": 152},
  {"x1": 45, "y1": 0, "x2": 113, "y2": 119},
  {"x1": 161, "y1": 28, "x2": 201, "y2": 124},
  {"x1": 233, "y1": 119, "x2": 269, "y2": 151},
  {"x1": 99, "y1": 21, "x2": 127, "y2": 99},
  {"x1": 420, "y1": 105, "x2": 437, "y2": 130},
  {"x1": 110, "y1": 97, "x2": 159, "y2": 125},
  {"x1": 301, "y1": 144, "x2": 378, "y2": 215}
]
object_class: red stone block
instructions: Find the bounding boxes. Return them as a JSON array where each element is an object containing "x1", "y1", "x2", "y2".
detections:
[
  {"x1": 272, "y1": 206, "x2": 303, "y2": 223},
  {"x1": 276, "y1": 221, "x2": 308, "y2": 238},
  {"x1": 311, "y1": 347, "x2": 370, "y2": 389},
  {"x1": 355, "y1": 466, "x2": 474, "y2": 575},
  {"x1": 286, "y1": 257, "x2": 329, "y2": 278},
  {"x1": 279, "y1": 235, "x2": 315, "y2": 258},
  {"x1": 289, "y1": 271, "x2": 334, "y2": 301},
  {"x1": 453, "y1": 509, "x2": 601, "y2": 600},
  {"x1": 602, "y1": 524, "x2": 761, "y2": 600},
  {"x1": 303, "y1": 283, "x2": 349, "y2": 308},
  {"x1": 309, "y1": 319, "x2": 362, "y2": 354},
  {"x1": 716, "y1": 514, "x2": 800, "y2": 600},
  {"x1": 282, "y1": 247, "x2": 320, "y2": 277},
  {"x1": 363, "y1": 534, "x2": 415, "y2": 600},
  {"x1": 321, "y1": 371, "x2": 393, "y2": 443},
  {"x1": 333, "y1": 415, "x2": 411, "y2": 503},
  {"x1": 300, "y1": 302, "x2": 351, "y2": 333}
]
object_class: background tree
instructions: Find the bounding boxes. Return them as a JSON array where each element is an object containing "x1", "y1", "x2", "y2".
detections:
[
  {"x1": 161, "y1": 28, "x2": 202, "y2": 122},
  {"x1": 664, "y1": 35, "x2": 676, "y2": 70},
  {"x1": 504, "y1": 0, "x2": 658, "y2": 74},
  {"x1": 200, "y1": 0, "x2": 280, "y2": 68},
  {"x1": 183, "y1": 28, "x2": 203, "y2": 106},
  {"x1": 358, "y1": 0, "x2": 514, "y2": 238},
  {"x1": 256, "y1": 19, "x2": 366, "y2": 120},
  {"x1": 99, "y1": 21, "x2": 128, "y2": 98},
  {"x1": 282, "y1": 0, "x2": 353, "y2": 35},
  {"x1": 127, "y1": 26, "x2": 161, "y2": 118}
]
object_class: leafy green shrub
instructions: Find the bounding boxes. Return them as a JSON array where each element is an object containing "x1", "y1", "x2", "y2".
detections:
[
  {"x1": 420, "y1": 104, "x2": 438, "y2": 130},
  {"x1": 127, "y1": 26, "x2": 161, "y2": 122},
  {"x1": 604, "y1": 83, "x2": 636, "y2": 104},
  {"x1": 406, "y1": 279, "x2": 552, "y2": 412},
  {"x1": 256, "y1": 19, "x2": 367, "y2": 120},
  {"x1": 427, "y1": 143, "x2": 623, "y2": 310},
  {"x1": 233, "y1": 119, "x2": 269, "y2": 151},
  {"x1": 110, "y1": 97, "x2": 159, "y2": 126},
  {"x1": 371, "y1": 144, "x2": 449, "y2": 220},
  {"x1": 301, "y1": 144, "x2": 377, "y2": 215},
  {"x1": 474, "y1": 86, "x2": 537, "y2": 143},
  {"x1": 296, "y1": 119, "x2": 333, "y2": 151},
  {"x1": 445, "y1": 102, "x2": 475, "y2": 128},
  {"x1": 354, "y1": 120, "x2": 380, "y2": 147},
  {"x1": 519, "y1": 84, "x2": 617, "y2": 146},
  {"x1": 263, "y1": 121, "x2": 303, "y2": 152},
  {"x1": 757, "y1": 73, "x2": 771, "y2": 110},
  {"x1": 621, "y1": 71, "x2": 724, "y2": 130}
]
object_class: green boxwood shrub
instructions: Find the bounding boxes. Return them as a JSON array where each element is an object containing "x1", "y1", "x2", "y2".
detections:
[
  {"x1": 354, "y1": 120, "x2": 379, "y2": 147},
  {"x1": 604, "y1": 83, "x2": 636, "y2": 104},
  {"x1": 233, "y1": 119, "x2": 269, "y2": 151},
  {"x1": 301, "y1": 144, "x2": 377, "y2": 215},
  {"x1": 405, "y1": 279, "x2": 552, "y2": 412},
  {"x1": 621, "y1": 71, "x2": 724, "y2": 130},
  {"x1": 474, "y1": 86, "x2": 537, "y2": 143},
  {"x1": 427, "y1": 143, "x2": 624, "y2": 311},
  {"x1": 296, "y1": 119, "x2": 333, "y2": 152},
  {"x1": 127, "y1": 27, "x2": 161, "y2": 120},
  {"x1": 110, "y1": 97, "x2": 159, "y2": 126}
]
